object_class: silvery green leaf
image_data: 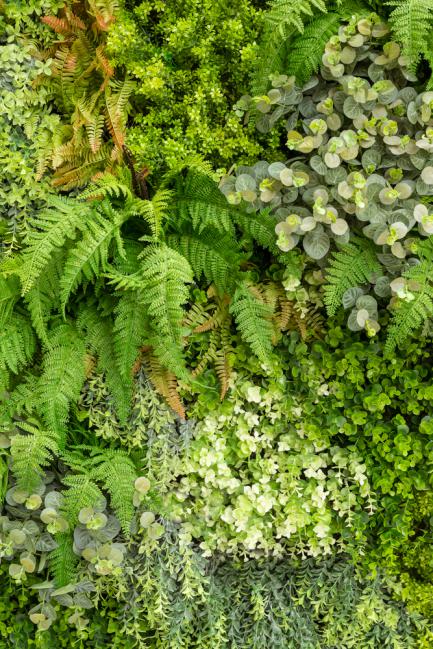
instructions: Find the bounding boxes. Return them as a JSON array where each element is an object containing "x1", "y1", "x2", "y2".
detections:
[
  {"x1": 399, "y1": 87, "x2": 417, "y2": 103},
  {"x1": 74, "y1": 593, "x2": 93, "y2": 609},
  {"x1": 333, "y1": 91, "x2": 346, "y2": 112},
  {"x1": 285, "y1": 112, "x2": 299, "y2": 131},
  {"x1": 332, "y1": 230, "x2": 351, "y2": 245},
  {"x1": 302, "y1": 76, "x2": 319, "y2": 91},
  {"x1": 256, "y1": 115, "x2": 272, "y2": 134},
  {"x1": 377, "y1": 253, "x2": 405, "y2": 274},
  {"x1": 407, "y1": 101, "x2": 418, "y2": 124},
  {"x1": 342, "y1": 287, "x2": 365, "y2": 309},
  {"x1": 235, "y1": 174, "x2": 256, "y2": 192},
  {"x1": 75, "y1": 580, "x2": 97, "y2": 593},
  {"x1": 361, "y1": 149, "x2": 381, "y2": 171},
  {"x1": 30, "y1": 581, "x2": 55, "y2": 591},
  {"x1": 268, "y1": 162, "x2": 286, "y2": 179},
  {"x1": 356, "y1": 295, "x2": 377, "y2": 315},
  {"x1": 410, "y1": 150, "x2": 428, "y2": 170},
  {"x1": 367, "y1": 63, "x2": 384, "y2": 82},
  {"x1": 358, "y1": 204, "x2": 388, "y2": 224},
  {"x1": 325, "y1": 167, "x2": 346, "y2": 185},
  {"x1": 54, "y1": 594, "x2": 74, "y2": 607},
  {"x1": 97, "y1": 515, "x2": 121, "y2": 541},
  {"x1": 347, "y1": 310, "x2": 363, "y2": 331},
  {"x1": 35, "y1": 534, "x2": 58, "y2": 553},
  {"x1": 44, "y1": 491, "x2": 63, "y2": 510},
  {"x1": 303, "y1": 227, "x2": 330, "y2": 259},
  {"x1": 299, "y1": 97, "x2": 316, "y2": 117},
  {"x1": 282, "y1": 188, "x2": 298, "y2": 203},
  {"x1": 74, "y1": 526, "x2": 92, "y2": 550},
  {"x1": 343, "y1": 96, "x2": 363, "y2": 119},
  {"x1": 374, "y1": 276, "x2": 391, "y2": 297},
  {"x1": 416, "y1": 178, "x2": 433, "y2": 195},
  {"x1": 52, "y1": 583, "x2": 76, "y2": 596},
  {"x1": 22, "y1": 521, "x2": 39, "y2": 536},
  {"x1": 310, "y1": 156, "x2": 328, "y2": 175}
]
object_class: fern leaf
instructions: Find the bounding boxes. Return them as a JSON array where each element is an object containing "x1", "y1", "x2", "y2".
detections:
[
  {"x1": 386, "y1": 243, "x2": 433, "y2": 352},
  {"x1": 388, "y1": 0, "x2": 433, "y2": 69},
  {"x1": 19, "y1": 197, "x2": 91, "y2": 293},
  {"x1": 166, "y1": 230, "x2": 241, "y2": 295},
  {"x1": 231, "y1": 209, "x2": 280, "y2": 255},
  {"x1": 138, "y1": 245, "x2": 193, "y2": 378},
  {"x1": 77, "y1": 305, "x2": 132, "y2": 423},
  {"x1": 49, "y1": 533, "x2": 78, "y2": 588},
  {"x1": 60, "y1": 202, "x2": 125, "y2": 312},
  {"x1": 145, "y1": 353, "x2": 186, "y2": 419},
  {"x1": 38, "y1": 326, "x2": 86, "y2": 441},
  {"x1": 230, "y1": 283, "x2": 274, "y2": 361},
  {"x1": 113, "y1": 292, "x2": 149, "y2": 384},
  {"x1": 0, "y1": 315, "x2": 36, "y2": 374},
  {"x1": 24, "y1": 252, "x2": 63, "y2": 345},
  {"x1": 324, "y1": 239, "x2": 381, "y2": 316},
  {"x1": 10, "y1": 422, "x2": 59, "y2": 492},
  {"x1": 130, "y1": 189, "x2": 173, "y2": 239},
  {"x1": 61, "y1": 474, "x2": 105, "y2": 525},
  {"x1": 252, "y1": 0, "x2": 327, "y2": 95},
  {"x1": 286, "y1": 13, "x2": 343, "y2": 84}
]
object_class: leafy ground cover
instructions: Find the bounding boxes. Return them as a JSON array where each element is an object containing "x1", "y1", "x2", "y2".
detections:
[{"x1": 2, "y1": 0, "x2": 433, "y2": 647}]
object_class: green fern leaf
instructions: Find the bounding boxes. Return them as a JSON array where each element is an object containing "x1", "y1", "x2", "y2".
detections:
[
  {"x1": 86, "y1": 449, "x2": 138, "y2": 536},
  {"x1": 10, "y1": 422, "x2": 59, "y2": 492},
  {"x1": 0, "y1": 314, "x2": 36, "y2": 374},
  {"x1": 113, "y1": 291, "x2": 149, "y2": 383},
  {"x1": 138, "y1": 245, "x2": 193, "y2": 377},
  {"x1": 19, "y1": 197, "x2": 92, "y2": 293},
  {"x1": 324, "y1": 239, "x2": 381, "y2": 316},
  {"x1": 49, "y1": 533, "x2": 79, "y2": 587},
  {"x1": 252, "y1": 0, "x2": 327, "y2": 95},
  {"x1": 286, "y1": 13, "x2": 343, "y2": 83},
  {"x1": 166, "y1": 229, "x2": 241, "y2": 295},
  {"x1": 230, "y1": 283, "x2": 274, "y2": 361},
  {"x1": 388, "y1": 0, "x2": 433, "y2": 69},
  {"x1": 60, "y1": 202, "x2": 125, "y2": 312},
  {"x1": 77, "y1": 305, "x2": 132, "y2": 423},
  {"x1": 38, "y1": 326, "x2": 86, "y2": 441},
  {"x1": 61, "y1": 474, "x2": 105, "y2": 526}
]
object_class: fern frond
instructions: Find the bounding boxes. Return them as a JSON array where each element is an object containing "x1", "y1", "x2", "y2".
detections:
[
  {"x1": 49, "y1": 533, "x2": 78, "y2": 588},
  {"x1": 75, "y1": 449, "x2": 137, "y2": 535},
  {"x1": 113, "y1": 292, "x2": 149, "y2": 384},
  {"x1": 38, "y1": 326, "x2": 86, "y2": 441},
  {"x1": 24, "y1": 252, "x2": 63, "y2": 345},
  {"x1": 386, "y1": 242, "x2": 433, "y2": 352},
  {"x1": 138, "y1": 245, "x2": 193, "y2": 378},
  {"x1": 78, "y1": 167, "x2": 134, "y2": 201},
  {"x1": 252, "y1": 0, "x2": 327, "y2": 95},
  {"x1": 175, "y1": 171, "x2": 237, "y2": 236},
  {"x1": 286, "y1": 13, "x2": 343, "y2": 84},
  {"x1": 0, "y1": 315, "x2": 36, "y2": 374},
  {"x1": 19, "y1": 197, "x2": 91, "y2": 293},
  {"x1": 166, "y1": 230, "x2": 241, "y2": 295},
  {"x1": 145, "y1": 353, "x2": 186, "y2": 419},
  {"x1": 10, "y1": 422, "x2": 59, "y2": 492},
  {"x1": 60, "y1": 202, "x2": 125, "y2": 312},
  {"x1": 77, "y1": 305, "x2": 132, "y2": 423},
  {"x1": 130, "y1": 189, "x2": 173, "y2": 239},
  {"x1": 388, "y1": 0, "x2": 433, "y2": 69},
  {"x1": 232, "y1": 209, "x2": 280, "y2": 255},
  {"x1": 230, "y1": 283, "x2": 274, "y2": 361},
  {"x1": 61, "y1": 474, "x2": 105, "y2": 525},
  {"x1": 324, "y1": 239, "x2": 381, "y2": 316}
]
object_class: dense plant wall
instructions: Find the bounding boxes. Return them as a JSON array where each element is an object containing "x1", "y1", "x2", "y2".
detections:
[{"x1": 2, "y1": 0, "x2": 433, "y2": 647}]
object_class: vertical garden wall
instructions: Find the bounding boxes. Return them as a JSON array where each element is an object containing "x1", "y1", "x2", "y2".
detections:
[{"x1": 2, "y1": 0, "x2": 433, "y2": 646}]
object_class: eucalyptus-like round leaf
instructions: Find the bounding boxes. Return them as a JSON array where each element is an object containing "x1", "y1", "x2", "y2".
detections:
[
  {"x1": 421, "y1": 166, "x2": 433, "y2": 185},
  {"x1": 303, "y1": 228, "x2": 330, "y2": 260},
  {"x1": 342, "y1": 287, "x2": 365, "y2": 310},
  {"x1": 235, "y1": 174, "x2": 256, "y2": 192}
]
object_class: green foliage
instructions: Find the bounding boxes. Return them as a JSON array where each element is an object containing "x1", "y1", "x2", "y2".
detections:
[
  {"x1": 10, "y1": 422, "x2": 59, "y2": 493},
  {"x1": 48, "y1": 533, "x2": 78, "y2": 588},
  {"x1": 324, "y1": 239, "x2": 382, "y2": 316},
  {"x1": 229, "y1": 283, "x2": 274, "y2": 361},
  {"x1": 106, "y1": 0, "x2": 270, "y2": 171},
  {"x1": 387, "y1": 0, "x2": 433, "y2": 70}
]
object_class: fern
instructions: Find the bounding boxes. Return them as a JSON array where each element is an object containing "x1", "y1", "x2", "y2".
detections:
[
  {"x1": 77, "y1": 305, "x2": 132, "y2": 423},
  {"x1": 19, "y1": 197, "x2": 91, "y2": 293},
  {"x1": 70, "y1": 448, "x2": 138, "y2": 535},
  {"x1": 137, "y1": 245, "x2": 193, "y2": 378},
  {"x1": 60, "y1": 201, "x2": 125, "y2": 312},
  {"x1": 252, "y1": 0, "x2": 328, "y2": 95},
  {"x1": 49, "y1": 533, "x2": 78, "y2": 588},
  {"x1": 166, "y1": 230, "x2": 241, "y2": 295},
  {"x1": 386, "y1": 241, "x2": 433, "y2": 352},
  {"x1": 60, "y1": 474, "x2": 105, "y2": 526},
  {"x1": 10, "y1": 422, "x2": 59, "y2": 492},
  {"x1": 0, "y1": 314, "x2": 36, "y2": 374},
  {"x1": 24, "y1": 252, "x2": 64, "y2": 345},
  {"x1": 113, "y1": 291, "x2": 149, "y2": 386},
  {"x1": 285, "y1": 13, "x2": 343, "y2": 84},
  {"x1": 37, "y1": 326, "x2": 87, "y2": 442},
  {"x1": 388, "y1": 0, "x2": 433, "y2": 69},
  {"x1": 145, "y1": 352, "x2": 186, "y2": 419},
  {"x1": 324, "y1": 239, "x2": 381, "y2": 316},
  {"x1": 229, "y1": 283, "x2": 274, "y2": 361}
]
